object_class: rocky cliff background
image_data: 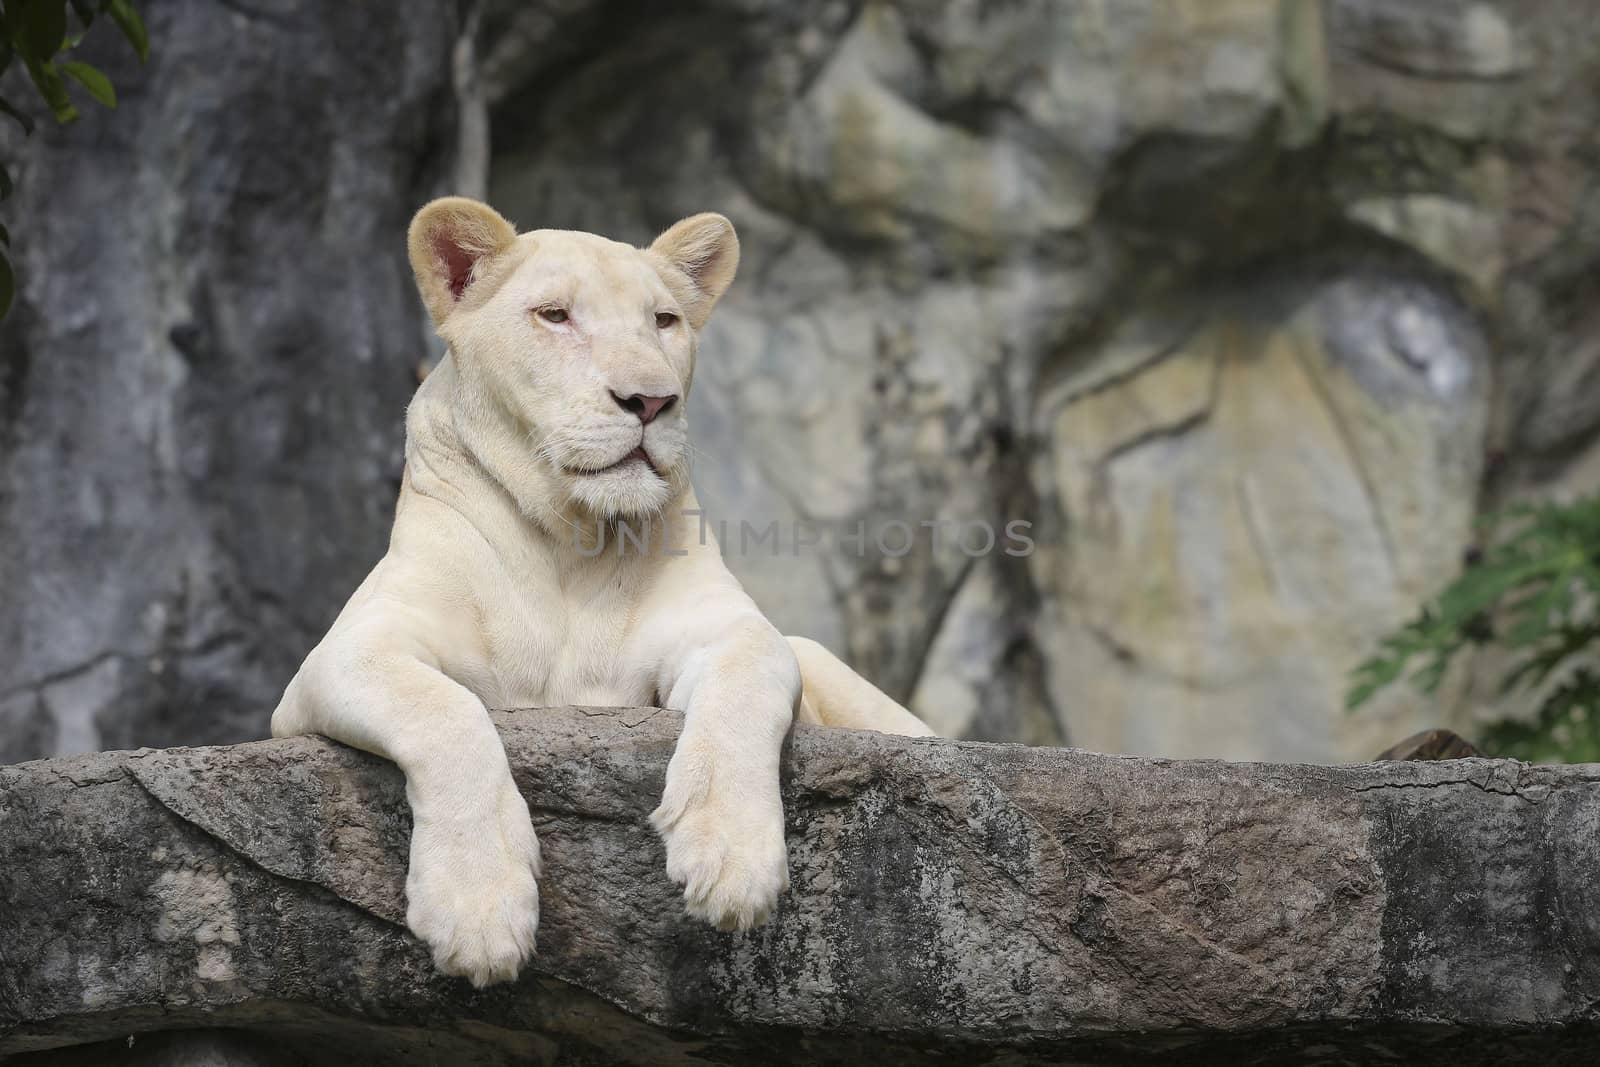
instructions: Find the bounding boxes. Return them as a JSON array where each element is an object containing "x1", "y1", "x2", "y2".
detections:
[{"x1": 2, "y1": 0, "x2": 1596, "y2": 765}]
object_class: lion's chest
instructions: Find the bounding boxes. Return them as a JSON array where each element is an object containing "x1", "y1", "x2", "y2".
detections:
[{"x1": 473, "y1": 561, "x2": 657, "y2": 710}]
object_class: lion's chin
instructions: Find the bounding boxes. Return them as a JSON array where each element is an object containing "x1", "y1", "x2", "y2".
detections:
[{"x1": 565, "y1": 463, "x2": 678, "y2": 522}]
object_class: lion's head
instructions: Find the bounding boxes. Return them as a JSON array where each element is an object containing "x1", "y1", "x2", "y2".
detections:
[{"x1": 406, "y1": 197, "x2": 738, "y2": 523}]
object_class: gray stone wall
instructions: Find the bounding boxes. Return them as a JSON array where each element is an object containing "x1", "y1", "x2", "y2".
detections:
[
  {"x1": 5, "y1": 1, "x2": 1600, "y2": 762},
  {"x1": 485, "y1": 0, "x2": 1600, "y2": 760},
  {"x1": 0, "y1": 0, "x2": 479, "y2": 762}
]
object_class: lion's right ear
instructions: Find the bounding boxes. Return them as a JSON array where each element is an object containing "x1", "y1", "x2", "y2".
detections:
[{"x1": 407, "y1": 197, "x2": 519, "y2": 325}]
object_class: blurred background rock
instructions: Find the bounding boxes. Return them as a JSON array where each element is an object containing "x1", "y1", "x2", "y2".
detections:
[{"x1": 1, "y1": 0, "x2": 1594, "y2": 764}]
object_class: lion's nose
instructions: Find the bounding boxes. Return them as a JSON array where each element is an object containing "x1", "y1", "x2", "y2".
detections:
[{"x1": 611, "y1": 391, "x2": 677, "y2": 425}]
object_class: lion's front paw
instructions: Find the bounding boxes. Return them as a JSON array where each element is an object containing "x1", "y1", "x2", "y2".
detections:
[
  {"x1": 405, "y1": 783, "x2": 543, "y2": 987},
  {"x1": 650, "y1": 748, "x2": 789, "y2": 931}
]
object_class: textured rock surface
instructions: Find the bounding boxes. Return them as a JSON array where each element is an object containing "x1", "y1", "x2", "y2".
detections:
[
  {"x1": 0, "y1": 0, "x2": 478, "y2": 763},
  {"x1": 481, "y1": 0, "x2": 1600, "y2": 760},
  {"x1": 7, "y1": 0, "x2": 1600, "y2": 766},
  {"x1": 3, "y1": 706, "x2": 1600, "y2": 1064}
]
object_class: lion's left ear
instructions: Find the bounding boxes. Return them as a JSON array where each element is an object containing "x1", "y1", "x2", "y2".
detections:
[
  {"x1": 647, "y1": 213, "x2": 740, "y2": 329},
  {"x1": 407, "y1": 197, "x2": 520, "y2": 327}
]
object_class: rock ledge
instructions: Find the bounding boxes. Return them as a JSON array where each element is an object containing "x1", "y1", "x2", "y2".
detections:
[{"x1": 3, "y1": 707, "x2": 1599, "y2": 1065}]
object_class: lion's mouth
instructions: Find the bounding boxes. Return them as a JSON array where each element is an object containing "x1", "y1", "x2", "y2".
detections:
[{"x1": 567, "y1": 446, "x2": 659, "y2": 477}]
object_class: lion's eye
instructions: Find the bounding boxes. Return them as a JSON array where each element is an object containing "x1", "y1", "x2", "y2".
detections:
[
  {"x1": 655, "y1": 311, "x2": 679, "y2": 329},
  {"x1": 538, "y1": 307, "x2": 569, "y2": 324}
]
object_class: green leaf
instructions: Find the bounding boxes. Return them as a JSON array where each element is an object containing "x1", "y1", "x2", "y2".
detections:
[
  {"x1": 0, "y1": 92, "x2": 36, "y2": 134},
  {"x1": 0, "y1": 249, "x2": 13, "y2": 320},
  {"x1": 20, "y1": 0, "x2": 69, "y2": 62},
  {"x1": 69, "y1": 0, "x2": 97, "y2": 27},
  {"x1": 1481, "y1": 668, "x2": 1600, "y2": 763},
  {"x1": 25, "y1": 57, "x2": 78, "y2": 124},
  {"x1": 60, "y1": 59, "x2": 114, "y2": 107},
  {"x1": 1349, "y1": 492, "x2": 1600, "y2": 762},
  {"x1": 105, "y1": 0, "x2": 147, "y2": 62}
]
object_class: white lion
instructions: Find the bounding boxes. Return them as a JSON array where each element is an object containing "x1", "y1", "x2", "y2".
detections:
[{"x1": 270, "y1": 198, "x2": 935, "y2": 987}]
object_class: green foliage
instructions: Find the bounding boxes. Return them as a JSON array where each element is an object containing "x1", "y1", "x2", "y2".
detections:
[
  {"x1": 1478, "y1": 669, "x2": 1600, "y2": 763},
  {"x1": 0, "y1": 0, "x2": 148, "y2": 319},
  {"x1": 59, "y1": 59, "x2": 114, "y2": 107},
  {"x1": 1349, "y1": 496, "x2": 1600, "y2": 763}
]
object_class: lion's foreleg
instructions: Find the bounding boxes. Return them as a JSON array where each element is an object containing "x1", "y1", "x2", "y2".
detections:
[
  {"x1": 273, "y1": 630, "x2": 540, "y2": 987},
  {"x1": 649, "y1": 616, "x2": 798, "y2": 930}
]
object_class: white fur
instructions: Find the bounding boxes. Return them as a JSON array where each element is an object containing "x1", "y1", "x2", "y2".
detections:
[{"x1": 271, "y1": 199, "x2": 935, "y2": 987}]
